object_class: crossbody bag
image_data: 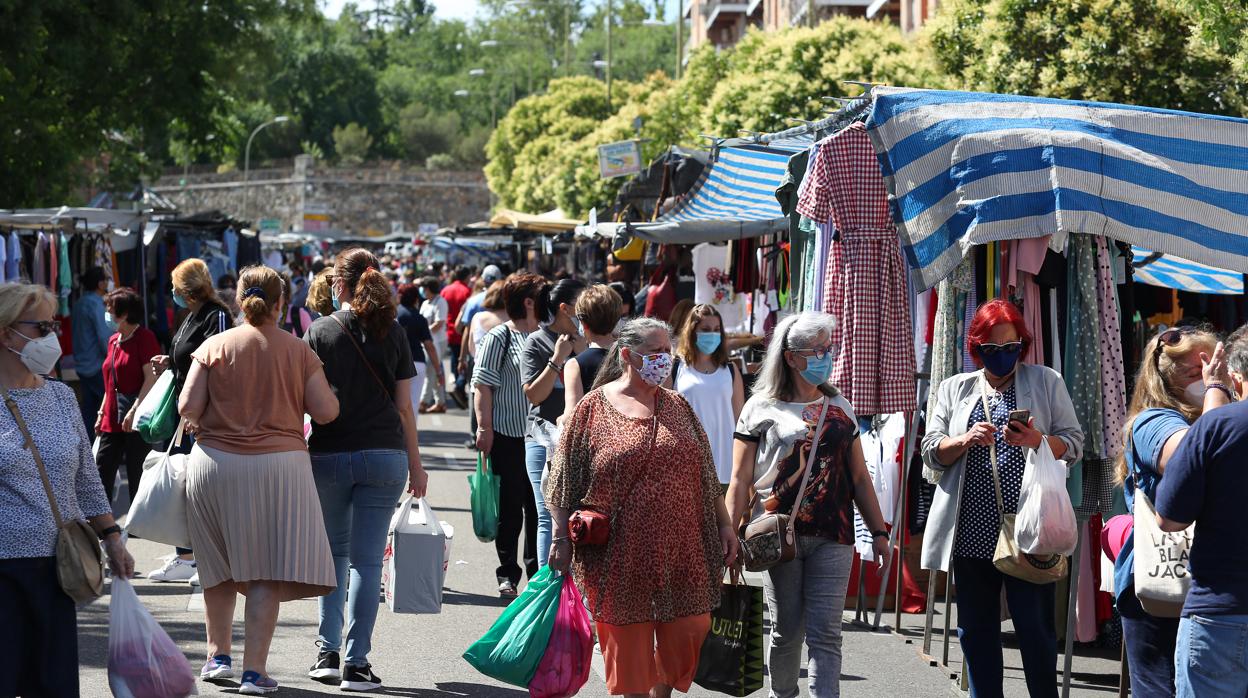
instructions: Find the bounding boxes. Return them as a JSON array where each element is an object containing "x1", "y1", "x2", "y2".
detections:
[
  {"x1": 110, "y1": 336, "x2": 139, "y2": 424},
  {"x1": 981, "y1": 379, "x2": 1068, "y2": 584},
  {"x1": 739, "y1": 398, "x2": 830, "y2": 572},
  {"x1": 1, "y1": 383, "x2": 106, "y2": 604},
  {"x1": 330, "y1": 313, "x2": 395, "y2": 400},
  {"x1": 569, "y1": 391, "x2": 659, "y2": 546}
]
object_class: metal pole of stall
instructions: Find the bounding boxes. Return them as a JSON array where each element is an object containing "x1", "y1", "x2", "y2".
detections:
[
  {"x1": 942, "y1": 567, "x2": 953, "y2": 667},
  {"x1": 1061, "y1": 520, "x2": 1087, "y2": 698},
  {"x1": 873, "y1": 373, "x2": 925, "y2": 631},
  {"x1": 922, "y1": 571, "x2": 937, "y2": 658}
]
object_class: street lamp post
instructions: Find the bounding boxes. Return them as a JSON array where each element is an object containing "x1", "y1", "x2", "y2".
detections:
[
  {"x1": 242, "y1": 115, "x2": 290, "y2": 225},
  {"x1": 606, "y1": 0, "x2": 613, "y2": 111}
]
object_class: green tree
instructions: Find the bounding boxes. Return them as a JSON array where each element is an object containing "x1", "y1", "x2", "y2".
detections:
[
  {"x1": 927, "y1": 0, "x2": 1248, "y2": 116},
  {"x1": 397, "y1": 104, "x2": 461, "y2": 162},
  {"x1": 333, "y1": 123, "x2": 374, "y2": 165}
]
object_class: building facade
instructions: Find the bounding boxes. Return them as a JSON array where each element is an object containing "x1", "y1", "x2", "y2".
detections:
[{"x1": 683, "y1": 0, "x2": 938, "y2": 53}]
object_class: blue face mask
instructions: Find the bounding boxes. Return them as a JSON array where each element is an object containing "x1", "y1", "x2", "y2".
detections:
[
  {"x1": 799, "y1": 353, "x2": 834, "y2": 387},
  {"x1": 332, "y1": 296, "x2": 342, "y2": 311},
  {"x1": 172, "y1": 293, "x2": 188, "y2": 309},
  {"x1": 981, "y1": 348, "x2": 1022, "y2": 378},
  {"x1": 104, "y1": 312, "x2": 118, "y2": 331},
  {"x1": 695, "y1": 332, "x2": 722, "y2": 355}
]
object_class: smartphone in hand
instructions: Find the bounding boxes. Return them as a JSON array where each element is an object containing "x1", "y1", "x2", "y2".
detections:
[{"x1": 1007, "y1": 409, "x2": 1031, "y2": 429}]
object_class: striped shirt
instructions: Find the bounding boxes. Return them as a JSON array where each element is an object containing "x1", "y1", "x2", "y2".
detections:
[{"x1": 472, "y1": 323, "x2": 532, "y2": 438}]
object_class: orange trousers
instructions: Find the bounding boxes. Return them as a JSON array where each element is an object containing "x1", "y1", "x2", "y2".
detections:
[{"x1": 595, "y1": 613, "x2": 712, "y2": 694}]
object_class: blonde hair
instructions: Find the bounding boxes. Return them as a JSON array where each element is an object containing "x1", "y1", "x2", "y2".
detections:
[
  {"x1": 171, "y1": 259, "x2": 219, "y2": 305},
  {"x1": 237, "y1": 265, "x2": 284, "y2": 327},
  {"x1": 0, "y1": 284, "x2": 57, "y2": 329},
  {"x1": 676, "y1": 303, "x2": 729, "y2": 368},
  {"x1": 1116, "y1": 327, "x2": 1219, "y2": 484},
  {"x1": 575, "y1": 284, "x2": 623, "y2": 336},
  {"x1": 307, "y1": 267, "x2": 336, "y2": 316}
]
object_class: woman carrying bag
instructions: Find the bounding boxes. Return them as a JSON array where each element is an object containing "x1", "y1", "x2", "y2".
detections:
[
  {"x1": 0, "y1": 283, "x2": 135, "y2": 697},
  {"x1": 727, "y1": 311, "x2": 889, "y2": 698},
  {"x1": 304, "y1": 248, "x2": 428, "y2": 692},
  {"x1": 95, "y1": 288, "x2": 161, "y2": 504},
  {"x1": 921, "y1": 299, "x2": 1084, "y2": 698},
  {"x1": 1114, "y1": 326, "x2": 1228, "y2": 697}
]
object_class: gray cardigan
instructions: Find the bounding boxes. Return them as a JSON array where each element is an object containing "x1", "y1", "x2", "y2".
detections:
[{"x1": 919, "y1": 363, "x2": 1084, "y2": 572}]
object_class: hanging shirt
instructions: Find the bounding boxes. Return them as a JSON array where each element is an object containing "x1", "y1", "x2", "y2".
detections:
[{"x1": 4, "y1": 232, "x2": 19, "y2": 281}]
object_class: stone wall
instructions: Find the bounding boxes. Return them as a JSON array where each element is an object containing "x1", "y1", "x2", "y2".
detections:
[{"x1": 150, "y1": 156, "x2": 492, "y2": 235}]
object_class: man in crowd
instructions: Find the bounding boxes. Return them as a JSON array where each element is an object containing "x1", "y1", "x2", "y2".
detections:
[
  {"x1": 1156, "y1": 327, "x2": 1248, "y2": 698},
  {"x1": 71, "y1": 266, "x2": 111, "y2": 439},
  {"x1": 440, "y1": 265, "x2": 474, "y2": 409},
  {"x1": 456, "y1": 264, "x2": 502, "y2": 447}
]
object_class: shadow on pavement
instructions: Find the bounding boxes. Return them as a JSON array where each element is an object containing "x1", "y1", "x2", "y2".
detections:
[{"x1": 440, "y1": 588, "x2": 510, "y2": 608}]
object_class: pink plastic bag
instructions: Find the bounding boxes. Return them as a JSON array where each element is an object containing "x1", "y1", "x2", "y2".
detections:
[
  {"x1": 528, "y1": 574, "x2": 593, "y2": 698},
  {"x1": 108, "y1": 578, "x2": 198, "y2": 698}
]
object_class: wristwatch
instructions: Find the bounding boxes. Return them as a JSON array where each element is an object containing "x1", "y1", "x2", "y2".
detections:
[
  {"x1": 97, "y1": 524, "x2": 123, "y2": 540},
  {"x1": 871, "y1": 530, "x2": 889, "y2": 540}
]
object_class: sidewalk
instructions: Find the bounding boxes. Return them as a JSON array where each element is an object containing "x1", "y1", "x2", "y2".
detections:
[{"x1": 78, "y1": 407, "x2": 1117, "y2": 696}]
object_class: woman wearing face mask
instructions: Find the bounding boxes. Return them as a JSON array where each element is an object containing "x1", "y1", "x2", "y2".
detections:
[
  {"x1": 1113, "y1": 325, "x2": 1227, "y2": 697},
  {"x1": 0, "y1": 283, "x2": 135, "y2": 697},
  {"x1": 672, "y1": 304, "x2": 745, "y2": 491},
  {"x1": 148, "y1": 258, "x2": 234, "y2": 583},
  {"x1": 95, "y1": 288, "x2": 161, "y2": 505},
  {"x1": 546, "y1": 317, "x2": 737, "y2": 698},
  {"x1": 921, "y1": 299, "x2": 1084, "y2": 698},
  {"x1": 520, "y1": 278, "x2": 587, "y2": 568},
  {"x1": 727, "y1": 311, "x2": 889, "y2": 698}
]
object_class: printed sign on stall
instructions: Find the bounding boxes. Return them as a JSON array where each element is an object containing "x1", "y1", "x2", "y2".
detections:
[{"x1": 598, "y1": 140, "x2": 642, "y2": 179}]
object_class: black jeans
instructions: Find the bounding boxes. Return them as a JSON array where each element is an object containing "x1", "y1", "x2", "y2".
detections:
[
  {"x1": 492, "y1": 432, "x2": 537, "y2": 585},
  {"x1": 953, "y1": 556, "x2": 1058, "y2": 698},
  {"x1": 97, "y1": 429, "x2": 149, "y2": 504},
  {"x1": 0, "y1": 557, "x2": 79, "y2": 697},
  {"x1": 449, "y1": 343, "x2": 464, "y2": 392},
  {"x1": 1118, "y1": 587, "x2": 1180, "y2": 697}
]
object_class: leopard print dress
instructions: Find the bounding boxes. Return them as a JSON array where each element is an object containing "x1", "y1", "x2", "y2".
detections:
[{"x1": 546, "y1": 387, "x2": 724, "y2": 625}]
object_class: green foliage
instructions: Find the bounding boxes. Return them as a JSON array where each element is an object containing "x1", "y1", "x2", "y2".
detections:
[
  {"x1": 301, "y1": 140, "x2": 327, "y2": 160},
  {"x1": 926, "y1": 0, "x2": 1248, "y2": 116},
  {"x1": 398, "y1": 104, "x2": 461, "y2": 162},
  {"x1": 333, "y1": 123, "x2": 374, "y2": 165},
  {"x1": 425, "y1": 153, "x2": 456, "y2": 170}
]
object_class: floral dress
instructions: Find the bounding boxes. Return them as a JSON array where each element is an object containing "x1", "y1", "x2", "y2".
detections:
[{"x1": 546, "y1": 388, "x2": 724, "y2": 625}]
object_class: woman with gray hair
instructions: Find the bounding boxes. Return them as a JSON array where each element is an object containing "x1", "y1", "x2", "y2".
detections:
[
  {"x1": 728, "y1": 311, "x2": 889, "y2": 698},
  {"x1": 546, "y1": 316, "x2": 737, "y2": 697}
]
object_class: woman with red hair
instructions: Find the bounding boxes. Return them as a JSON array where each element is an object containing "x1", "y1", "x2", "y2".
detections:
[{"x1": 920, "y1": 299, "x2": 1083, "y2": 698}]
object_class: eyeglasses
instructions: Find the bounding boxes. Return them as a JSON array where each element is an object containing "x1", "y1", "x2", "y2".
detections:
[
  {"x1": 976, "y1": 341, "x2": 1023, "y2": 357},
  {"x1": 13, "y1": 320, "x2": 62, "y2": 337},
  {"x1": 790, "y1": 346, "x2": 835, "y2": 360}
]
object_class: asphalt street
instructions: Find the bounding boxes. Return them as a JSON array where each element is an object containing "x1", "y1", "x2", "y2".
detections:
[{"x1": 78, "y1": 404, "x2": 1118, "y2": 697}]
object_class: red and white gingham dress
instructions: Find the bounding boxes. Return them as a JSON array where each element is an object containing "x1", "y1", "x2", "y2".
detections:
[{"x1": 796, "y1": 122, "x2": 916, "y2": 415}]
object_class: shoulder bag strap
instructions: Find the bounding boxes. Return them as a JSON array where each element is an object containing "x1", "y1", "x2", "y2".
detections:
[
  {"x1": 330, "y1": 313, "x2": 393, "y2": 400},
  {"x1": 786, "y1": 397, "x2": 831, "y2": 529},
  {"x1": 1, "y1": 383, "x2": 65, "y2": 528},
  {"x1": 980, "y1": 377, "x2": 1007, "y2": 519}
]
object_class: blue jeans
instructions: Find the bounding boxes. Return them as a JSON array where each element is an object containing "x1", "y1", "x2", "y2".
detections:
[
  {"x1": 1176, "y1": 613, "x2": 1248, "y2": 698},
  {"x1": 763, "y1": 536, "x2": 854, "y2": 698},
  {"x1": 953, "y1": 557, "x2": 1058, "y2": 698},
  {"x1": 311, "y1": 449, "x2": 408, "y2": 666},
  {"x1": 1118, "y1": 589, "x2": 1180, "y2": 697},
  {"x1": 525, "y1": 440, "x2": 552, "y2": 569}
]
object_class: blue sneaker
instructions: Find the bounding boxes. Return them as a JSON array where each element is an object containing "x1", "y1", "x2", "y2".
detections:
[
  {"x1": 200, "y1": 654, "x2": 233, "y2": 680},
  {"x1": 240, "y1": 671, "x2": 279, "y2": 695}
]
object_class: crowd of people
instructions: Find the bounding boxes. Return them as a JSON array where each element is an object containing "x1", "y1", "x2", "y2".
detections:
[{"x1": 4, "y1": 249, "x2": 1248, "y2": 697}]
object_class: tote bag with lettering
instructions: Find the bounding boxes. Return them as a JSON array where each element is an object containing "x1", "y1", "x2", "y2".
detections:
[{"x1": 1133, "y1": 489, "x2": 1193, "y2": 618}]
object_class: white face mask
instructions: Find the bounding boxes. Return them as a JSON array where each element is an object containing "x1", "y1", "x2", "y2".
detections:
[
  {"x1": 1184, "y1": 380, "x2": 1207, "y2": 404},
  {"x1": 7, "y1": 329, "x2": 63, "y2": 376},
  {"x1": 571, "y1": 315, "x2": 583, "y2": 336}
]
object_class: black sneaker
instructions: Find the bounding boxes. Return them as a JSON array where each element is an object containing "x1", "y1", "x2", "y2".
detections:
[
  {"x1": 341, "y1": 664, "x2": 382, "y2": 692},
  {"x1": 308, "y1": 648, "x2": 341, "y2": 682}
]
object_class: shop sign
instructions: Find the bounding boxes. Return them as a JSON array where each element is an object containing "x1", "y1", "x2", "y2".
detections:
[{"x1": 598, "y1": 140, "x2": 642, "y2": 179}]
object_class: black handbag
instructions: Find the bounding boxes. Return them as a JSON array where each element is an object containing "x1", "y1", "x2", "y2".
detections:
[{"x1": 110, "y1": 337, "x2": 138, "y2": 424}]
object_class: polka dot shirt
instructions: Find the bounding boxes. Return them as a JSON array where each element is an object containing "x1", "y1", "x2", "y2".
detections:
[{"x1": 954, "y1": 385, "x2": 1026, "y2": 560}]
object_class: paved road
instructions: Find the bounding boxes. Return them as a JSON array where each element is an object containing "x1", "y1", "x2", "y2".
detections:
[{"x1": 78, "y1": 406, "x2": 1118, "y2": 696}]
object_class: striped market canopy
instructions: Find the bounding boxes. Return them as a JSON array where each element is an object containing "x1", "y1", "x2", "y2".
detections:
[
  {"x1": 627, "y1": 141, "x2": 806, "y2": 244},
  {"x1": 1131, "y1": 246, "x2": 1244, "y2": 295},
  {"x1": 867, "y1": 87, "x2": 1248, "y2": 291}
]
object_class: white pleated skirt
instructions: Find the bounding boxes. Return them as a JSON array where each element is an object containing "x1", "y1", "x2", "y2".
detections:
[{"x1": 186, "y1": 444, "x2": 335, "y2": 601}]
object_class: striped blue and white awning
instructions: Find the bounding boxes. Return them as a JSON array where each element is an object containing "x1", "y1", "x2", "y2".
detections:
[
  {"x1": 625, "y1": 141, "x2": 806, "y2": 244},
  {"x1": 867, "y1": 87, "x2": 1248, "y2": 291},
  {"x1": 1132, "y1": 246, "x2": 1244, "y2": 295}
]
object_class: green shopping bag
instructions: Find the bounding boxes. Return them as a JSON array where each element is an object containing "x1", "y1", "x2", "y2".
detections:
[
  {"x1": 468, "y1": 454, "x2": 500, "y2": 543},
  {"x1": 136, "y1": 373, "x2": 179, "y2": 445},
  {"x1": 462, "y1": 566, "x2": 563, "y2": 686}
]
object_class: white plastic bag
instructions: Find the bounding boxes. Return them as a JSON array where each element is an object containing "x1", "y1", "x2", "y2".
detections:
[
  {"x1": 107, "y1": 578, "x2": 197, "y2": 698},
  {"x1": 125, "y1": 420, "x2": 192, "y2": 548},
  {"x1": 1014, "y1": 438, "x2": 1078, "y2": 555},
  {"x1": 382, "y1": 497, "x2": 452, "y2": 614}
]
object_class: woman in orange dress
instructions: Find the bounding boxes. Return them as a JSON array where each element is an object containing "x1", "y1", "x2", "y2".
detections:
[{"x1": 546, "y1": 316, "x2": 738, "y2": 698}]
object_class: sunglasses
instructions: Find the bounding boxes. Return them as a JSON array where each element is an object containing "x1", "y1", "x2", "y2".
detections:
[
  {"x1": 976, "y1": 341, "x2": 1023, "y2": 356},
  {"x1": 1152, "y1": 326, "x2": 1201, "y2": 370},
  {"x1": 13, "y1": 320, "x2": 62, "y2": 337}
]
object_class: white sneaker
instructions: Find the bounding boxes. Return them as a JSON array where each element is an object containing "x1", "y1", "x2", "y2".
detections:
[
  {"x1": 148, "y1": 557, "x2": 197, "y2": 582},
  {"x1": 189, "y1": 572, "x2": 201, "y2": 588}
]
